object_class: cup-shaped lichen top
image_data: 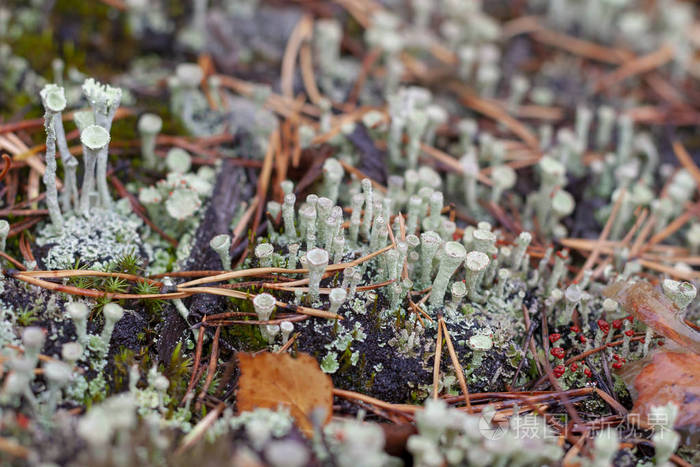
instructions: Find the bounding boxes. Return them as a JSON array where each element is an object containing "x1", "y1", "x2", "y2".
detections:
[
  {"x1": 80, "y1": 124, "x2": 111, "y2": 151},
  {"x1": 84, "y1": 77, "x2": 122, "y2": 114},
  {"x1": 138, "y1": 113, "x2": 163, "y2": 135},
  {"x1": 491, "y1": 165, "x2": 516, "y2": 190},
  {"x1": 22, "y1": 327, "x2": 45, "y2": 354},
  {"x1": 253, "y1": 293, "x2": 276, "y2": 321},
  {"x1": 451, "y1": 281, "x2": 467, "y2": 299},
  {"x1": 44, "y1": 360, "x2": 72, "y2": 386},
  {"x1": 538, "y1": 156, "x2": 566, "y2": 187},
  {"x1": 166, "y1": 148, "x2": 192, "y2": 174},
  {"x1": 61, "y1": 342, "x2": 83, "y2": 365},
  {"x1": 442, "y1": 241, "x2": 467, "y2": 269},
  {"x1": 255, "y1": 243, "x2": 275, "y2": 267},
  {"x1": 210, "y1": 234, "x2": 232, "y2": 270},
  {"x1": 472, "y1": 229, "x2": 496, "y2": 253},
  {"x1": 307, "y1": 248, "x2": 329, "y2": 271},
  {"x1": 465, "y1": 251, "x2": 489, "y2": 273},
  {"x1": 551, "y1": 190, "x2": 575, "y2": 218},
  {"x1": 662, "y1": 279, "x2": 697, "y2": 310},
  {"x1": 103, "y1": 303, "x2": 124, "y2": 327},
  {"x1": 307, "y1": 248, "x2": 329, "y2": 301},
  {"x1": 40, "y1": 84, "x2": 67, "y2": 113},
  {"x1": 67, "y1": 302, "x2": 88, "y2": 322},
  {"x1": 328, "y1": 287, "x2": 348, "y2": 315},
  {"x1": 468, "y1": 334, "x2": 493, "y2": 352},
  {"x1": 176, "y1": 63, "x2": 204, "y2": 88},
  {"x1": 210, "y1": 233, "x2": 231, "y2": 253}
]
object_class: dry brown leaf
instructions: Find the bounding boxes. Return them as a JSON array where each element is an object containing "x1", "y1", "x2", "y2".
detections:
[
  {"x1": 236, "y1": 351, "x2": 333, "y2": 436},
  {"x1": 630, "y1": 351, "x2": 700, "y2": 432},
  {"x1": 604, "y1": 281, "x2": 700, "y2": 354}
]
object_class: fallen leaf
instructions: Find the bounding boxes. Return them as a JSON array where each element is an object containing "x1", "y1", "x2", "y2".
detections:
[
  {"x1": 236, "y1": 351, "x2": 333, "y2": 436},
  {"x1": 629, "y1": 350, "x2": 700, "y2": 432},
  {"x1": 604, "y1": 281, "x2": 700, "y2": 354}
]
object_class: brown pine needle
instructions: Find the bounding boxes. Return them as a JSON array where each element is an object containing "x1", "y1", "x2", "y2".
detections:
[
  {"x1": 11, "y1": 272, "x2": 187, "y2": 300},
  {"x1": 440, "y1": 317, "x2": 472, "y2": 413},
  {"x1": 448, "y1": 82, "x2": 541, "y2": 150},
  {"x1": 181, "y1": 286, "x2": 341, "y2": 320},
  {"x1": 299, "y1": 35, "x2": 323, "y2": 105},
  {"x1": 195, "y1": 325, "x2": 221, "y2": 411},
  {"x1": 338, "y1": 159, "x2": 387, "y2": 193},
  {"x1": 0, "y1": 436, "x2": 31, "y2": 460},
  {"x1": 176, "y1": 402, "x2": 226, "y2": 454},
  {"x1": 231, "y1": 196, "x2": 258, "y2": 247},
  {"x1": 0, "y1": 251, "x2": 27, "y2": 270},
  {"x1": 250, "y1": 130, "x2": 279, "y2": 243},
  {"x1": 672, "y1": 140, "x2": 700, "y2": 188},
  {"x1": 281, "y1": 15, "x2": 313, "y2": 99},
  {"x1": 637, "y1": 259, "x2": 700, "y2": 281},
  {"x1": 420, "y1": 143, "x2": 493, "y2": 186},
  {"x1": 573, "y1": 187, "x2": 626, "y2": 282},
  {"x1": 595, "y1": 44, "x2": 674, "y2": 92},
  {"x1": 17, "y1": 268, "x2": 159, "y2": 284},
  {"x1": 647, "y1": 207, "x2": 696, "y2": 250},
  {"x1": 186, "y1": 317, "x2": 207, "y2": 399},
  {"x1": 178, "y1": 244, "x2": 393, "y2": 287},
  {"x1": 276, "y1": 332, "x2": 301, "y2": 353},
  {"x1": 333, "y1": 388, "x2": 419, "y2": 414},
  {"x1": 432, "y1": 319, "x2": 443, "y2": 399}
]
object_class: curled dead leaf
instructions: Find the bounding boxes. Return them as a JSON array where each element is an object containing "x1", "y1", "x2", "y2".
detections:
[
  {"x1": 236, "y1": 351, "x2": 333, "y2": 436},
  {"x1": 628, "y1": 351, "x2": 700, "y2": 434},
  {"x1": 604, "y1": 281, "x2": 700, "y2": 354}
]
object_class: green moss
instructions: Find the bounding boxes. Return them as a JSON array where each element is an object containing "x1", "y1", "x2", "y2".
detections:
[
  {"x1": 8, "y1": 30, "x2": 56, "y2": 73},
  {"x1": 161, "y1": 341, "x2": 192, "y2": 408},
  {"x1": 222, "y1": 297, "x2": 268, "y2": 350},
  {"x1": 16, "y1": 304, "x2": 39, "y2": 327},
  {"x1": 112, "y1": 347, "x2": 136, "y2": 392}
]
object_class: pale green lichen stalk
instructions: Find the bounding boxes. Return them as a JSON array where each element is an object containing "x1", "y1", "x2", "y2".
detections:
[
  {"x1": 82, "y1": 78, "x2": 122, "y2": 209},
  {"x1": 39, "y1": 84, "x2": 66, "y2": 231},
  {"x1": 0, "y1": 219, "x2": 9, "y2": 253},
  {"x1": 306, "y1": 248, "x2": 329, "y2": 302},
  {"x1": 79, "y1": 125, "x2": 111, "y2": 215},
  {"x1": 138, "y1": 113, "x2": 163, "y2": 170},
  {"x1": 429, "y1": 241, "x2": 466, "y2": 307}
]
